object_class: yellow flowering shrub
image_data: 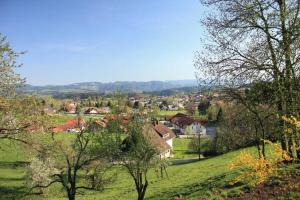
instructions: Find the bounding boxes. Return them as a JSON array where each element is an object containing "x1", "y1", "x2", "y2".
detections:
[
  {"x1": 282, "y1": 116, "x2": 300, "y2": 129},
  {"x1": 282, "y1": 116, "x2": 300, "y2": 152},
  {"x1": 229, "y1": 116, "x2": 299, "y2": 187},
  {"x1": 264, "y1": 140, "x2": 293, "y2": 162},
  {"x1": 229, "y1": 141, "x2": 293, "y2": 187},
  {"x1": 229, "y1": 151, "x2": 273, "y2": 187}
]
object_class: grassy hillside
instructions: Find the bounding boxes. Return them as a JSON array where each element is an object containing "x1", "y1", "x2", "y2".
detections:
[
  {"x1": 0, "y1": 138, "x2": 299, "y2": 200},
  {"x1": 0, "y1": 137, "x2": 248, "y2": 200}
]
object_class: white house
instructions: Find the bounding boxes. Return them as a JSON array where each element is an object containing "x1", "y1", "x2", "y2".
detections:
[
  {"x1": 84, "y1": 107, "x2": 98, "y2": 114},
  {"x1": 169, "y1": 113, "x2": 207, "y2": 136},
  {"x1": 142, "y1": 124, "x2": 174, "y2": 159},
  {"x1": 153, "y1": 122, "x2": 176, "y2": 149}
]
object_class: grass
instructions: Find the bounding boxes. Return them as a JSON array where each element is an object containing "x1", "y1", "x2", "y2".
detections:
[
  {"x1": 172, "y1": 138, "x2": 209, "y2": 160},
  {"x1": 156, "y1": 110, "x2": 186, "y2": 117},
  {"x1": 51, "y1": 114, "x2": 105, "y2": 125},
  {"x1": 0, "y1": 134, "x2": 297, "y2": 200},
  {"x1": 0, "y1": 135, "x2": 253, "y2": 200}
]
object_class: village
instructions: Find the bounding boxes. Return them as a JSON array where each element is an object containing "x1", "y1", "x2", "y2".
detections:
[
  {"x1": 47, "y1": 92, "x2": 220, "y2": 159},
  {"x1": 2, "y1": 0, "x2": 300, "y2": 199}
]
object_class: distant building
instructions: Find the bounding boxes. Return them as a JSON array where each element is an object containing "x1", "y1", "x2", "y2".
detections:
[
  {"x1": 84, "y1": 107, "x2": 98, "y2": 114},
  {"x1": 153, "y1": 122, "x2": 176, "y2": 149},
  {"x1": 142, "y1": 124, "x2": 174, "y2": 159},
  {"x1": 168, "y1": 113, "x2": 207, "y2": 136},
  {"x1": 53, "y1": 117, "x2": 85, "y2": 133},
  {"x1": 63, "y1": 101, "x2": 78, "y2": 114}
]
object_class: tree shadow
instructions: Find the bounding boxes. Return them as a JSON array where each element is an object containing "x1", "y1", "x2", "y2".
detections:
[
  {"x1": 0, "y1": 161, "x2": 28, "y2": 169},
  {"x1": 0, "y1": 186, "x2": 28, "y2": 200}
]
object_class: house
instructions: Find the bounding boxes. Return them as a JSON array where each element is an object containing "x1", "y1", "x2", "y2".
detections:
[
  {"x1": 120, "y1": 122, "x2": 174, "y2": 159},
  {"x1": 169, "y1": 113, "x2": 207, "y2": 136},
  {"x1": 153, "y1": 122, "x2": 176, "y2": 149},
  {"x1": 84, "y1": 107, "x2": 98, "y2": 114},
  {"x1": 53, "y1": 117, "x2": 85, "y2": 133},
  {"x1": 63, "y1": 101, "x2": 78, "y2": 114},
  {"x1": 92, "y1": 114, "x2": 130, "y2": 131},
  {"x1": 143, "y1": 124, "x2": 173, "y2": 159},
  {"x1": 168, "y1": 104, "x2": 178, "y2": 111}
]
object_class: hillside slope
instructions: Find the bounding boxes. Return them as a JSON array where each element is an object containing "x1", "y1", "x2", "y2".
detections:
[
  {"x1": 0, "y1": 140, "x2": 299, "y2": 200},
  {"x1": 0, "y1": 140, "x2": 248, "y2": 200}
]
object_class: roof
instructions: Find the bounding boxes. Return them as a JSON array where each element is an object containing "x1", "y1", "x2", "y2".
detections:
[
  {"x1": 53, "y1": 117, "x2": 85, "y2": 133},
  {"x1": 153, "y1": 123, "x2": 176, "y2": 141},
  {"x1": 169, "y1": 113, "x2": 208, "y2": 127},
  {"x1": 169, "y1": 113, "x2": 195, "y2": 127},
  {"x1": 84, "y1": 107, "x2": 98, "y2": 114},
  {"x1": 63, "y1": 102, "x2": 78, "y2": 112},
  {"x1": 143, "y1": 124, "x2": 171, "y2": 153}
]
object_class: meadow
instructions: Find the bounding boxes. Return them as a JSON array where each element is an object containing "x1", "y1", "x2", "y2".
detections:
[
  {"x1": 1, "y1": 115, "x2": 299, "y2": 200},
  {"x1": 0, "y1": 136, "x2": 266, "y2": 200}
]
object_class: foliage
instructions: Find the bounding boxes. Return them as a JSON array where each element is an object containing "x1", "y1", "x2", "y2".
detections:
[
  {"x1": 2, "y1": 138, "x2": 278, "y2": 200},
  {"x1": 229, "y1": 141, "x2": 293, "y2": 187},
  {"x1": 211, "y1": 103, "x2": 258, "y2": 154},
  {"x1": 198, "y1": 99, "x2": 210, "y2": 115},
  {"x1": 0, "y1": 33, "x2": 25, "y2": 97},
  {"x1": 27, "y1": 121, "x2": 119, "y2": 200},
  {"x1": 229, "y1": 151, "x2": 273, "y2": 187},
  {"x1": 0, "y1": 96, "x2": 51, "y2": 143},
  {"x1": 120, "y1": 120, "x2": 160, "y2": 200},
  {"x1": 196, "y1": 0, "x2": 300, "y2": 160},
  {"x1": 188, "y1": 136, "x2": 211, "y2": 160},
  {"x1": 282, "y1": 116, "x2": 300, "y2": 157}
]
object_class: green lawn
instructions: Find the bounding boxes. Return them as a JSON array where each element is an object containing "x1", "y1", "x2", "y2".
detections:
[
  {"x1": 156, "y1": 110, "x2": 186, "y2": 117},
  {"x1": 172, "y1": 138, "x2": 209, "y2": 160},
  {"x1": 51, "y1": 114, "x2": 105, "y2": 125}
]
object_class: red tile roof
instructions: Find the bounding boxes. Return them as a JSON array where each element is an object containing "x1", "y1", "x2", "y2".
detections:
[
  {"x1": 169, "y1": 113, "x2": 207, "y2": 127},
  {"x1": 53, "y1": 117, "x2": 85, "y2": 133},
  {"x1": 169, "y1": 113, "x2": 195, "y2": 127}
]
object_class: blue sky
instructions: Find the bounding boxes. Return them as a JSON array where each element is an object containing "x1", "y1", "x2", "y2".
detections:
[{"x1": 1, "y1": 0, "x2": 207, "y2": 85}]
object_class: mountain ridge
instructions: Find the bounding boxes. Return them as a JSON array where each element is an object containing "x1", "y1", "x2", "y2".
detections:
[{"x1": 21, "y1": 80, "x2": 199, "y2": 95}]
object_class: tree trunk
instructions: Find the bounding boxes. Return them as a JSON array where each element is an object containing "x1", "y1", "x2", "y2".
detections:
[
  {"x1": 137, "y1": 181, "x2": 148, "y2": 200},
  {"x1": 291, "y1": 133, "x2": 298, "y2": 159},
  {"x1": 68, "y1": 179, "x2": 76, "y2": 200},
  {"x1": 255, "y1": 126, "x2": 261, "y2": 159},
  {"x1": 67, "y1": 189, "x2": 76, "y2": 200},
  {"x1": 198, "y1": 133, "x2": 201, "y2": 161}
]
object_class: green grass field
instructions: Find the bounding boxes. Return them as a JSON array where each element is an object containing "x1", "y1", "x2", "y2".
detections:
[
  {"x1": 0, "y1": 136, "x2": 298, "y2": 200},
  {"x1": 172, "y1": 138, "x2": 209, "y2": 160},
  {"x1": 156, "y1": 110, "x2": 186, "y2": 117},
  {"x1": 51, "y1": 114, "x2": 105, "y2": 125},
  {"x1": 0, "y1": 136, "x2": 252, "y2": 200}
]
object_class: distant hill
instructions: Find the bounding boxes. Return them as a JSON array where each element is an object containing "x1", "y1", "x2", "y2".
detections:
[{"x1": 21, "y1": 80, "x2": 198, "y2": 96}]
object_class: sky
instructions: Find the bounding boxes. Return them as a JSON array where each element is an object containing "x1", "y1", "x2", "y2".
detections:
[{"x1": 1, "y1": 0, "x2": 207, "y2": 86}]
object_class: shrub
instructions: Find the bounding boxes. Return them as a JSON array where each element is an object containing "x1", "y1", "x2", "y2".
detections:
[{"x1": 229, "y1": 141, "x2": 293, "y2": 187}]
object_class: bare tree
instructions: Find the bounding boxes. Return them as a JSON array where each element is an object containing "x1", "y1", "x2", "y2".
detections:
[{"x1": 195, "y1": 0, "x2": 300, "y2": 159}]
